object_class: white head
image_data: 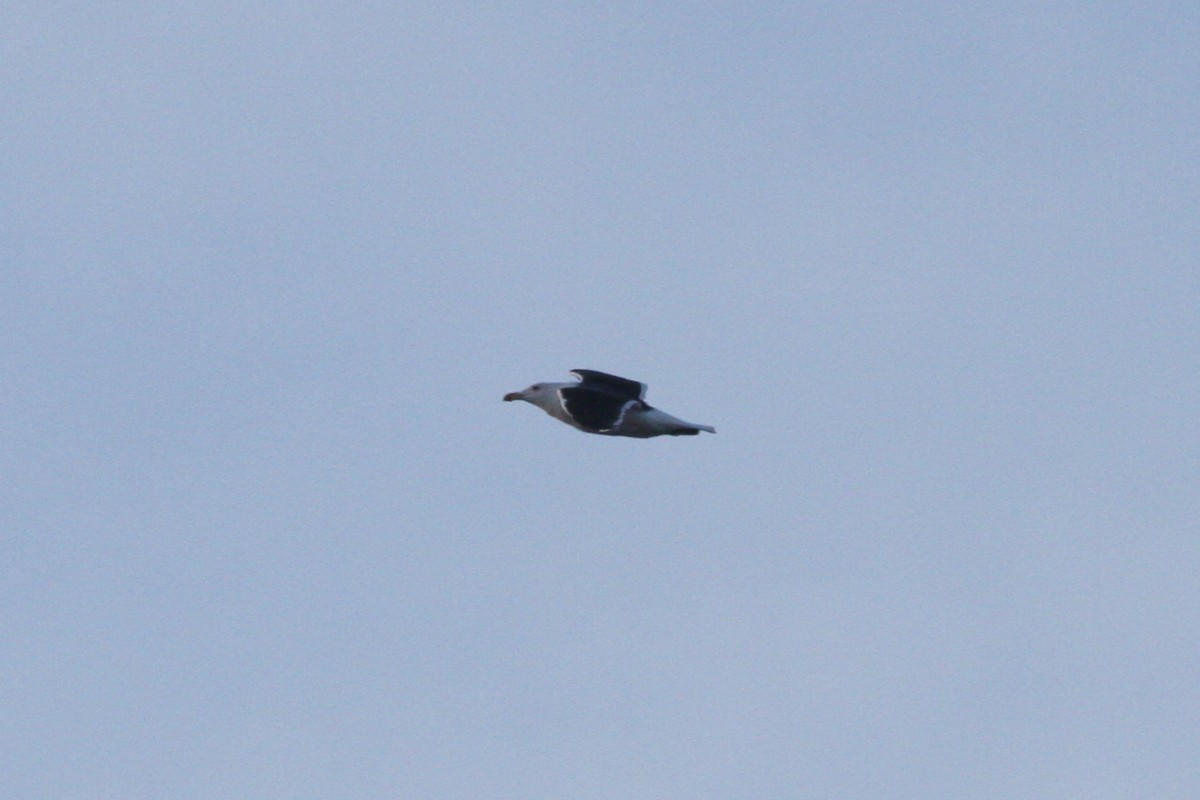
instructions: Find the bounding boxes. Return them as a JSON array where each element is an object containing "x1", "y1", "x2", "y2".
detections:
[{"x1": 503, "y1": 382, "x2": 566, "y2": 412}]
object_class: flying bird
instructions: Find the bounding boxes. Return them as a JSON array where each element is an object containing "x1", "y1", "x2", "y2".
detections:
[{"x1": 504, "y1": 369, "x2": 715, "y2": 438}]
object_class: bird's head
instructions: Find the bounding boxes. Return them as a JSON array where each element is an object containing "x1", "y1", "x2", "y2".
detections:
[{"x1": 503, "y1": 383, "x2": 554, "y2": 404}]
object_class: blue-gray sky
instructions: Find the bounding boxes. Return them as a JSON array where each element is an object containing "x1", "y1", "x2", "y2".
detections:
[{"x1": 4, "y1": 4, "x2": 1198, "y2": 798}]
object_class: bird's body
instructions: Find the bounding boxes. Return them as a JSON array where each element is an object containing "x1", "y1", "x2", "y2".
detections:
[{"x1": 504, "y1": 369, "x2": 715, "y2": 438}]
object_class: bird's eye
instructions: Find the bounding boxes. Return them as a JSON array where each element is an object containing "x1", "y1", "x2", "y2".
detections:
[{"x1": 532, "y1": 384, "x2": 541, "y2": 391}]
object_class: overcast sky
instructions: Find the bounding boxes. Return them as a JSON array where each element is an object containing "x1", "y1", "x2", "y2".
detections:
[{"x1": 3, "y1": 3, "x2": 1198, "y2": 798}]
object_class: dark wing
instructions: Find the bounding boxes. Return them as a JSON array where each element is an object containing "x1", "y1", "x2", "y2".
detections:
[
  {"x1": 569, "y1": 369, "x2": 647, "y2": 400},
  {"x1": 559, "y1": 387, "x2": 637, "y2": 432}
]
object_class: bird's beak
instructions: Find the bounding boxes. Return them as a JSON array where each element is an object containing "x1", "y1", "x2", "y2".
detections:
[{"x1": 503, "y1": 391, "x2": 523, "y2": 402}]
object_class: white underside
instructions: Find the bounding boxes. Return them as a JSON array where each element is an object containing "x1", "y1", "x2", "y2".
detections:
[{"x1": 585, "y1": 403, "x2": 714, "y2": 438}]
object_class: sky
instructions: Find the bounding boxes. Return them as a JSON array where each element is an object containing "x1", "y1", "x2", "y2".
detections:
[{"x1": 3, "y1": 3, "x2": 1198, "y2": 798}]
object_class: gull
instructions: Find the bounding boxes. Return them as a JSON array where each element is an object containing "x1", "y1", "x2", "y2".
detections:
[{"x1": 504, "y1": 369, "x2": 715, "y2": 438}]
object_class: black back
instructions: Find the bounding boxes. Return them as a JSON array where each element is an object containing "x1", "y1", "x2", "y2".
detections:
[
  {"x1": 559, "y1": 387, "x2": 636, "y2": 432},
  {"x1": 570, "y1": 369, "x2": 646, "y2": 399}
]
